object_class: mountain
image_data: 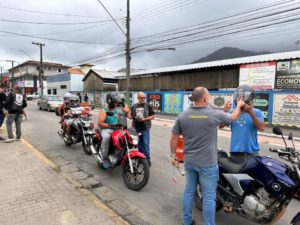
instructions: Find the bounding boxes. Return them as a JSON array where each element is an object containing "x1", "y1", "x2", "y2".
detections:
[{"x1": 192, "y1": 47, "x2": 271, "y2": 63}]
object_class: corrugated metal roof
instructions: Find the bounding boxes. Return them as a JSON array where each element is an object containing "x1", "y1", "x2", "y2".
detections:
[
  {"x1": 130, "y1": 50, "x2": 300, "y2": 77},
  {"x1": 93, "y1": 69, "x2": 124, "y2": 79}
]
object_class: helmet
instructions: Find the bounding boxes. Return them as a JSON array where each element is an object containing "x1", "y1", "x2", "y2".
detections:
[
  {"x1": 106, "y1": 92, "x2": 125, "y2": 108},
  {"x1": 70, "y1": 95, "x2": 79, "y2": 106},
  {"x1": 233, "y1": 84, "x2": 255, "y2": 105},
  {"x1": 63, "y1": 92, "x2": 72, "y2": 105}
]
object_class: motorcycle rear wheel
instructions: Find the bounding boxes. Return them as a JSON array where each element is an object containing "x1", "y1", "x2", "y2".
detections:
[
  {"x1": 195, "y1": 184, "x2": 223, "y2": 212},
  {"x1": 122, "y1": 158, "x2": 150, "y2": 191},
  {"x1": 82, "y1": 135, "x2": 92, "y2": 155}
]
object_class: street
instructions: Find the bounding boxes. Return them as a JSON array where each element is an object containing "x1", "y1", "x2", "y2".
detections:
[{"x1": 20, "y1": 101, "x2": 300, "y2": 225}]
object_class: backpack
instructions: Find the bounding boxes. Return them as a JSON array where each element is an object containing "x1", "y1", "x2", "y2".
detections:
[{"x1": 11, "y1": 93, "x2": 24, "y2": 112}]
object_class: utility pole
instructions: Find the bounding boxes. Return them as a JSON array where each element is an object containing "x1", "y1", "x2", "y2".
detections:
[
  {"x1": 125, "y1": 0, "x2": 131, "y2": 104},
  {"x1": 6, "y1": 60, "x2": 15, "y2": 88},
  {"x1": 32, "y1": 42, "x2": 45, "y2": 96}
]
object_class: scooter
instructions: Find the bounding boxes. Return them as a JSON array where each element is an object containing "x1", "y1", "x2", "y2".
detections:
[
  {"x1": 194, "y1": 126, "x2": 300, "y2": 224},
  {"x1": 90, "y1": 124, "x2": 150, "y2": 191}
]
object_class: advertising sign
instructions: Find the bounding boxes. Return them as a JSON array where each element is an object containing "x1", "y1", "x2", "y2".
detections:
[
  {"x1": 183, "y1": 94, "x2": 193, "y2": 111},
  {"x1": 209, "y1": 94, "x2": 233, "y2": 111},
  {"x1": 272, "y1": 94, "x2": 300, "y2": 127},
  {"x1": 147, "y1": 93, "x2": 162, "y2": 113},
  {"x1": 164, "y1": 94, "x2": 181, "y2": 114},
  {"x1": 94, "y1": 93, "x2": 101, "y2": 105},
  {"x1": 239, "y1": 62, "x2": 276, "y2": 90},
  {"x1": 275, "y1": 60, "x2": 300, "y2": 89},
  {"x1": 253, "y1": 93, "x2": 269, "y2": 122}
]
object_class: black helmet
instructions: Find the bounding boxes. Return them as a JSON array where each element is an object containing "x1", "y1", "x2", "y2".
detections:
[
  {"x1": 233, "y1": 84, "x2": 255, "y2": 105},
  {"x1": 106, "y1": 92, "x2": 125, "y2": 108}
]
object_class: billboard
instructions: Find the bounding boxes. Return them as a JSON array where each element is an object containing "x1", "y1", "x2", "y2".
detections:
[
  {"x1": 253, "y1": 93, "x2": 269, "y2": 122},
  {"x1": 209, "y1": 94, "x2": 233, "y2": 111},
  {"x1": 147, "y1": 93, "x2": 162, "y2": 113},
  {"x1": 239, "y1": 62, "x2": 276, "y2": 90},
  {"x1": 275, "y1": 60, "x2": 300, "y2": 89},
  {"x1": 164, "y1": 94, "x2": 181, "y2": 114},
  {"x1": 272, "y1": 94, "x2": 300, "y2": 127}
]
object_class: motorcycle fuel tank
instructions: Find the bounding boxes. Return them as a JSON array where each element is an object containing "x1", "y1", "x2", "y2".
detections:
[{"x1": 241, "y1": 156, "x2": 295, "y2": 198}]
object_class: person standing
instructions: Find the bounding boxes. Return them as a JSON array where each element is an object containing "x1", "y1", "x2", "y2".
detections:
[
  {"x1": 222, "y1": 84, "x2": 265, "y2": 163},
  {"x1": 170, "y1": 87, "x2": 244, "y2": 225},
  {"x1": 84, "y1": 93, "x2": 88, "y2": 103},
  {"x1": 131, "y1": 92, "x2": 155, "y2": 166},
  {"x1": 0, "y1": 84, "x2": 7, "y2": 140},
  {"x1": 77, "y1": 92, "x2": 82, "y2": 103},
  {"x1": 4, "y1": 85, "x2": 27, "y2": 143}
]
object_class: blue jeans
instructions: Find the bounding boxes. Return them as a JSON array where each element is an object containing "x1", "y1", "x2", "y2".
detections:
[
  {"x1": 183, "y1": 162, "x2": 219, "y2": 225},
  {"x1": 136, "y1": 128, "x2": 150, "y2": 160}
]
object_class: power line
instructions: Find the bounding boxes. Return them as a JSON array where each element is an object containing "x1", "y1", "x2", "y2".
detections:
[
  {"x1": 96, "y1": 0, "x2": 126, "y2": 36},
  {"x1": 0, "y1": 4, "x2": 108, "y2": 19},
  {"x1": 0, "y1": 29, "x2": 114, "y2": 45},
  {"x1": 0, "y1": 18, "x2": 115, "y2": 25}
]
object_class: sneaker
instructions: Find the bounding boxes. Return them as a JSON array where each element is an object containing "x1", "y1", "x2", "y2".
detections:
[
  {"x1": 16, "y1": 138, "x2": 22, "y2": 141},
  {"x1": 0, "y1": 136, "x2": 5, "y2": 141},
  {"x1": 102, "y1": 160, "x2": 111, "y2": 169},
  {"x1": 4, "y1": 138, "x2": 14, "y2": 143}
]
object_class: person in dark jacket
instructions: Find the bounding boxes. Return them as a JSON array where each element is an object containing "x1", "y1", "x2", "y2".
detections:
[
  {"x1": 0, "y1": 83, "x2": 7, "y2": 140},
  {"x1": 4, "y1": 85, "x2": 27, "y2": 143}
]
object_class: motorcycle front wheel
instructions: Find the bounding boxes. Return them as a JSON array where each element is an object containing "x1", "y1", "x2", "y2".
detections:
[
  {"x1": 122, "y1": 158, "x2": 150, "y2": 191},
  {"x1": 82, "y1": 135, "x2": 93, "y2": 155},
  {"x1": 195, "y1": 184, "x2": 223, "y2": 212}
]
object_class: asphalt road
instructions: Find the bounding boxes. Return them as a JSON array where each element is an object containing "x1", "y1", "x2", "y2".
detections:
[{"x1": 21, "y1": 101, "x2": 300, "y2": 225}]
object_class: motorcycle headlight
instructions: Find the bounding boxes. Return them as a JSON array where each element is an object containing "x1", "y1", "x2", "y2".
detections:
[{"x1": 130, "y1": 134, "x2": 138, "y2": 145}]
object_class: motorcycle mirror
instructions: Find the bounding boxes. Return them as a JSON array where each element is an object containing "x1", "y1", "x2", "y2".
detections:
[
  {"x1": 288, "y1": 132, "x2": 293, "y2": 140},
  {"x1": 273, "y1": 126, "x2": 283, "y2": 136}
]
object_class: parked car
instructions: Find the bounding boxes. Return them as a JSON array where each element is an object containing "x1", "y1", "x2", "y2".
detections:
[
  {"x1": 26, "y1": 92, "x2": 39, "y2": 100},
  {"x1": 37, "y1": 96, "x2": 63, "y2": 112}
]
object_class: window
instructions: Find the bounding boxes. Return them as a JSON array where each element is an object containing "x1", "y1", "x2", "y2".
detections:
[
  {"x1": 48, "y1": 67, "x2": 51, "y2": 70},
  {"x1": 58, "y1": 68, "x2": 61, "y2": 72},
  {"x1": 53, "y1": 89, "x2": 57, "y2": 95},
  {"x1": 48, "y1": 89, "x2": 51, "y2": 95},
  {"x1": 60, "y1": 85, "x2": 67, "y2": 89}
]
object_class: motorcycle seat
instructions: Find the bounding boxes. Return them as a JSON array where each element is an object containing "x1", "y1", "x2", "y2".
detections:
[{"x1": 218, "y1": 157, "x2": 247, "y2": 173}]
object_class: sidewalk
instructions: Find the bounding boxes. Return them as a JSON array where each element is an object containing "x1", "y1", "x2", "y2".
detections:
[{"x1": 0, "y1": 135, "x2": 129, "y2": 225}]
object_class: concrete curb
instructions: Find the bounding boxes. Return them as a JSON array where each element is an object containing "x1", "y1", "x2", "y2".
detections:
[{"x1": 154, "y1": 117, "x2": 300, "y2": 142}]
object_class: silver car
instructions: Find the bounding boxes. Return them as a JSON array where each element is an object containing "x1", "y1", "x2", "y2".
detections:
[{"x1": 37, "y1": 96, "x2": 63, "y2": 112}]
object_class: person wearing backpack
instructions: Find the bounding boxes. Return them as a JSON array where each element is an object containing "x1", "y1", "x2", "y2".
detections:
[
  {"x1": 4, "y1": 85, "x2": 27, "y2": 143},
  {"x1": 131, "y1": 92, "x2": 155, "y2": 166}
]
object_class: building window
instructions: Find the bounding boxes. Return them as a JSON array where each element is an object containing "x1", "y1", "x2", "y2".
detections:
[
  {"x1": 53, "y1": 89, "x2": 57, "y2": 95},
  {"x1": 60, "y1": 85, "x2": 67, "y2": 89},
  {"x1": 58, "y1": 68, "x2": 61, "y2": 72},
  {"x1": 48, "y1": 67, "x2": 51, "y2": 70},
  {"x1": 48, "y1": 89, "x2": 51, "y2": 95}
]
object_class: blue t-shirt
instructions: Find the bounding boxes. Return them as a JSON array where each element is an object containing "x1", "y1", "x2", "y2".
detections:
[{"x1": 229, "y1": 108, "x2": 264, "y2": 153}]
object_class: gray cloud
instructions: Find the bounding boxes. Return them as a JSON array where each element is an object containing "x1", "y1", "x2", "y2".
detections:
[{"x1": 0, "y1": 0, "x2": 299, "y2": 72}]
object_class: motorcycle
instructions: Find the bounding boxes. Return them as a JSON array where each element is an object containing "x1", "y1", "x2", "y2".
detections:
[
  {"x1": 58, "y1": 106, "x2": 95, "y2": 155},
  {"x1": 90, "y1": 124, "x2": 150, "y2": 191},
  {"x1": 194, "y1": 125, "x2": 300, "y2": 224}
]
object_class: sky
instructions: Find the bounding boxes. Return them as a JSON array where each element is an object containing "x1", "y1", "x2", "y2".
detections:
[{"x1": 0, "y1": 0, "x2": 300, "y2": 72}]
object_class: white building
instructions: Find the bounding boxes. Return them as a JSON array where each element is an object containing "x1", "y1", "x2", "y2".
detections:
[{"x1": 47, "y1": 68, "x2": 85, "y2": 96}]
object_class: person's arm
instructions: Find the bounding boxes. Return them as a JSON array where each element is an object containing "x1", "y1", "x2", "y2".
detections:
[
  {"x1": 123, "y1": 104, "x2": 132, "y2": 119},
  {"x1": 97, "y1": 110, "x2": 111, "y2": 129},
  {"x1": 58, "y1": 104, "x2": 64, "y2": 117},
  {"x1": 140, "y1": 105, "x2": 155, "y2": 122},
  {"x1": 229, "y1": 100, "x2": 244, "y2": 121},
  {"x1": 244, "y1": 104, "x2": 265, "y2": 132},
  {"x1": 170, "y1": 133, "x2": 179, "y2": 156},
  {"x1": 219, "y1": 101, "x2": 232, "y2": 128},
  {"x1": 22, "y1": 96, "x2": 27, "y2": 109}
]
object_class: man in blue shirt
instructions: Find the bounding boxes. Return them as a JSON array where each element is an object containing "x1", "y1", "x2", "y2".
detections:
[{"x1": 223, "y1": 84, "x2": 265, "y2": 163}]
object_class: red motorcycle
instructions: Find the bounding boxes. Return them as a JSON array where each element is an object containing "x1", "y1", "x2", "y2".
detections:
[{"x1": 90, "y1": 125, "x2": 150, "y2": 191}]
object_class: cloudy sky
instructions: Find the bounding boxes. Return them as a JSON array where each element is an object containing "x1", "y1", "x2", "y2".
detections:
[{"x1": 0, "y1": 0, "x2": 300, "y2": 72}]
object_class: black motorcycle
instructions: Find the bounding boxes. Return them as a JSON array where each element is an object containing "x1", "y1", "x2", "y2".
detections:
[
  {"x1": 58, "y1": 106, "x2": 95, "y2": 155},
  {"x1": 195, "y1": 126, "x2": 300, "y2": 224}
]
